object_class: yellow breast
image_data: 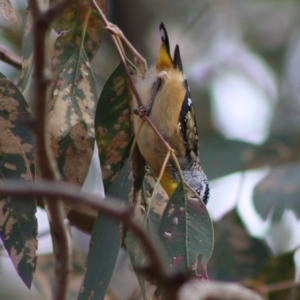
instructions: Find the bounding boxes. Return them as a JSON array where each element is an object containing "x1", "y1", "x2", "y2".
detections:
[{"x1": 132, "y1": 67, "x2": 186, "y2": 196}]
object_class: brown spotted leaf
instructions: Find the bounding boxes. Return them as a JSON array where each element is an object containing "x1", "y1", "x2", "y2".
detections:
[
  {"x1": 0, "y1": 0, "x2": 18, "y2": 25},
  {"x1": 159, "y1": 183, "x2": 213, "y2": 276},
  {"x1": 0, "y1": 121, "x2": 37, "y2": 288},
  {"x1": 49, "y1": 49, "x2": 97, "y2": 185},
  {"x1": 17, "y1": 8, "x2": 33, "y2": 97},
  {"x1": 95, "y1": 63, "x2": 133, "y2": 192},
  {"x1": 51, "y1": 0, "x2": 106, "y2": 77},
  {"x1": 0, "y1": 73, "x2": 34, "y2": 177}
]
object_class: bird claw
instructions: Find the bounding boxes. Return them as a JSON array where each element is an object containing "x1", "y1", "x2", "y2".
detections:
[
  {"x1": 133, "y1": 106, "x2": 149, "y2": 117},
  {"x1": 105, "y1": 23, "x2": 123, "y2": 37}
]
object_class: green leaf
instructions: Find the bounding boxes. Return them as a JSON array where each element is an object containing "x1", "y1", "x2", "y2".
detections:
[
  {"x1": 208, "y1": 210, "x2": 271, "y2": 281},
  {"x1": 0, "y1": 121, "x2": 37, "y2": 288},
  {"x1": 51, "y1": 0, "x2": 106, "y2": 77},
  {"x1": 253, "y1": 162, "x2": 300, "y2": 221},
  {"x1": 78, "y1": 160, "x2": 132, "y2": 300},
  {"x1": 200, "y1": 136, "x2": 257, "y2": 180},
  {"x1": 0, "y1": 0, "x2": 18, "y2": 25},
  {"x1": 95, "y1": 63, "x2": 133, "y2": 192},
  {"x1": 49, "y1": 49, "x2": 97, "y2": 185},
  {"x1": 125, "y1": 230, "x2": 148, "y2": 300},
  {"x1": 0, "y1": 73, "x2": 34, "y2": 177},
  {"x1": 17, "y1": 8, "x2": 33, "y2": 97},
  {"x1": 159, "y1": 183, "x2": 214, "y2": 275}
]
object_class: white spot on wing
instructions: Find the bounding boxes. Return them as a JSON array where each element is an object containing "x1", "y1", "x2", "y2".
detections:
[
  {"x1": 160, "y1": 28, "x2": 165, "y2": 40},
  {"x1": 187, "y1": 98, "x2": 192, "y2": 106}
]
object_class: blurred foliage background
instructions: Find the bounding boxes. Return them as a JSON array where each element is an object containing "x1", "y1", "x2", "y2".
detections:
[{"x1": 2, "y1": 0, "x2": 300, "y2": 299}]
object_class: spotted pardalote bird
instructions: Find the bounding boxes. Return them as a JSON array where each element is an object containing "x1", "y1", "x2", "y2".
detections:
[{"x1": 132, "y1": 23, "x2": 209, "y2": 204}]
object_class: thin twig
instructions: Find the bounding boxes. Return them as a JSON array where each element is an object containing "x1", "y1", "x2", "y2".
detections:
[
  {"x1": 145, "y1": 150, "x2": 171, "y2": 223},
  {"x1": 28, "y1": 0, "x2": 77, "y2": 299},
  {"x1": 90, "y1": 0, "x2": 144, "y2": 108},
  {"x1": 260, "y1": 279, "x2": 300, "y2": 295},
  {"x1": 0, "y1": 46, "x2": 22, "y2": 70}
]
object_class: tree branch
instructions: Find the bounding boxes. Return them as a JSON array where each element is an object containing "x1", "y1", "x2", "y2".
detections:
[
  {"x1": 0, "y1": 46, "x2": 22, "y2": 70},
  {"x1": 0, "y1": 180, "x2": 170, "y2": 285},
  {"x1": 28, "y1": 0, "x2": 77, "y2": 299},
  {"x1": 0, "y1": 180, "x2": 266, "y2": 300}
]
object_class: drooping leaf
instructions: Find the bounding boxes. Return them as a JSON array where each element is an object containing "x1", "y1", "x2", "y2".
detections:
[
  {"x1": 95, "y1": 63, "x2": 133, "y2": 192},
  {"x1": 124, "y1": 173, "x2": 160, "y2": 300},
  {"x1": 78, "y1": 160, "x2": 132, "y2": 300},
  {"x1": 51, "y1": 0, "x2": 106, "y2": 76},
  {"x1": 0, "y1": 121, "x2": 37, "y2": 288},
  {"x1": 200, "y1": 136, "x2": 257, "y2": 180},
  {"x1": 49, "y1": 49, "x2": 97, "y2": 186},
  {"x1": 159, "y1": 183, "x2": 214, "y2": 276},
  {"x1": 0, "y1": 72, "x2": 34, "y2": 177},
  {"x1": 253, "y1": 162, "x2": 300, "y2": 221},
  {"x1": 124, "y1": 153, "x2": 157, "y2": 300},
  {"x1": 17, "y1": 8, "x2": 33, "y2": 97},
  {"x1": 125, "y1": 229, "x2": 148, "y2": 300},
  {"x1": 125, "y1": 181, "x2": 168, "y2": 300},
  {"x1": 0, "y1": 0, "x2": 18, "y2": 25},
  {"x1": 208, "y1": 210, "x2": 271, "y2": 281}
]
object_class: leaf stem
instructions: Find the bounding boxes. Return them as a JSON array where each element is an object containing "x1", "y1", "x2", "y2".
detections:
[{"x1": 0, "y1": 46, "x2": 22, "y2": 70}]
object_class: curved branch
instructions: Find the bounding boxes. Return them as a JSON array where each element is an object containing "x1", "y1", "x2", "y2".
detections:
[
  {"x1": 0, "y1": 180, "x2": 169, "y2": 283},
  {"x1": 0, "y1": 180, "x2": 266, "y2": 300}
]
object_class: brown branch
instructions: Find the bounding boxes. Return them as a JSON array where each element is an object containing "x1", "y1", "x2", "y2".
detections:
[
  {"x1": 0, "y1": 46, "x2": 22, "y2": 70},
  {"x1": 0, "y1": 180, "x2": 267, "y2": 300},
  {"x1": 0, "y1": 180, "x2": 170, "y2": 284},
  {"x1": 28, "y1": 0, "x2": 77, "y2": 299}
]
